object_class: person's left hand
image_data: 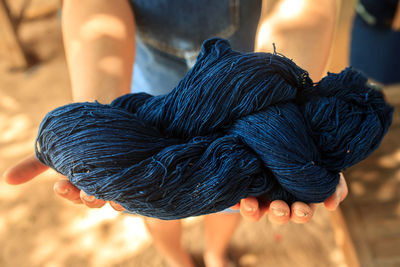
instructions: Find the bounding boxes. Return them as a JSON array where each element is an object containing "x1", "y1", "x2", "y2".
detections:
[
  {"x1": 3, "y1": 154, "x2": 125, "y2": 211},
  {"x1": 231, "y1": 173, "x2": 348, "y2": 224}
]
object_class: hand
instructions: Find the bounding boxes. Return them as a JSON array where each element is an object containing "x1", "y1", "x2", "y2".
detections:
[
  {"x1": 3, "y1": 154, "x2": 125, "y2": 211},
  {"x1": 231, "y1": 173, "x2": 348, "y2": 224}
]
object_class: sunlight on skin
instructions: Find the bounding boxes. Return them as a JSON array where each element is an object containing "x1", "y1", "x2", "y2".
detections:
[
  {"x1": 64, "y1": 8, "x2": 134, "y2": 103},
  {"x1": 278, "y1": 0, "x2": 306, "y2": 19},
  {"x1": 69, "y1": 14, "x2": 128, "y2": 68},
  {"x1": 80, "y1": 14, "x2": 127, "y2": 41},
  {"x1": 98, "y1": 56, "x2": 124, "y2": 76},
  {"x1": 182, "y1": 215, "x2": 202, "y2": 226},
  {"x1": 256, "y1": 0, "x2": 306, "y2": 50},
  {"x1": 256, "y1": 21, "x2": 273, "y2": 51},
  {"x1": 256, "y1": 0, "x2": 336, "y2": 81}
]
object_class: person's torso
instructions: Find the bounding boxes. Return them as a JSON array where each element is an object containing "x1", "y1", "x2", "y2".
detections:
[{"x1": 129, "y1": 0, "x2": 262, "y2": 94}]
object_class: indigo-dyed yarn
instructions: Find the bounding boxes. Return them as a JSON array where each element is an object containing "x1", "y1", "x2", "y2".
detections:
[{"x1": 35, "y1": 38, "x2": 393, "y2": 220}]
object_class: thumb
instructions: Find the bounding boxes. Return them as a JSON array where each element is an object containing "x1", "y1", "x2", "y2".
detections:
[
  {"x1": 3, "y1": 154, "x2": 48, "y2": 185},
  {"x1": 324, "y1": 173, "x2": 348, "y2": 211}
]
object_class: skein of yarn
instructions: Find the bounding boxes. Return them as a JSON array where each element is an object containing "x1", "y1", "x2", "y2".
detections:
[{"x1": 36, "y1": 38, "x2": 393, "y2": 220}]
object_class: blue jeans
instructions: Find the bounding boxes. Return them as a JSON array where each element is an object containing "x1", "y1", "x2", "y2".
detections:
[
  {"x1": 350, "y1": 0, "x2": 400, "y2": 84},
  {"x1": 129, "y1": 0, "x2": 262, "y2": 95},
  {"x1": 127, "y1": 1, "x2": 262, "y2": 213}
]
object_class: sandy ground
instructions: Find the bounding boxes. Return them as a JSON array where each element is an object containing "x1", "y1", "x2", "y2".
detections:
[{"x1": 0, "y1": 1, "x2": 365, "y2": 267}]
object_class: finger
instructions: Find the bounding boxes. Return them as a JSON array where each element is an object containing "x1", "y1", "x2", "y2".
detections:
[
  {"x1": 324, "y1": 173, "x2": 348, "y2": 211},
  {"x1": 338, "y1": 174, "x2": 349, "y2": 202},
  {"x1": 3, "y1": 154, "x2": 48, "y2": 185},
  {"x1": 268, "y1": 200, "x2": 290, "y2": 225},
  {"x1": 54, "y1": 179, "x2": 83, "y2": 204},
  {"x1": 80, "y1": 190, "x2": 106, "y2": 208},
  {"x1": 290, "y1": 202, "x2": 314, "y2": 224},
  {"x1": 230, "y1": 203, "x2": 240, "y2": 210},
  {"x1": 109, "y1": 201, "x2": 125, "y2": 211},
  {"x1": 240, "y1": 197, "x2": 263, "y2": 222}
]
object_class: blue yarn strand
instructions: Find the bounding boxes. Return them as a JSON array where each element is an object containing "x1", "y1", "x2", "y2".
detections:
[{"x1": 35, "y1": 38, "x2": 393, "y2": 219}]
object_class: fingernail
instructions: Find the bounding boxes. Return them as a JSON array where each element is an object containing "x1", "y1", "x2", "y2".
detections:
[
  {"x1": 83, "y1": 195, "x2": 96, "y2": 202},
  {"x1": 272, "y1": 208, "x2": 287, "y2": 217},
  {"x1": 294, "y1": 209, "x2": 308, "y2": 217},
  {"x1": 244, "y1": 202, "x2": 256, "y2": 212},
  {"x1": 55, "y1": 187, "x2": 69, "y2": 195},
  {"x1": 110, "y1": 201, "x2": 124, "y2": 211}
]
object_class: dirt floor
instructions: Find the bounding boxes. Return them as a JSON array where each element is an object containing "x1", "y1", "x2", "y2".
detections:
[{"x1": 2, "y1": 1, "x2": 395, "y2": 267}]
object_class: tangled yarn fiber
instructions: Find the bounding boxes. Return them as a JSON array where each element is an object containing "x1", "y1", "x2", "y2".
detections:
[{"x1": 36, "y1": 38, "x2": 393, "y2": 219}]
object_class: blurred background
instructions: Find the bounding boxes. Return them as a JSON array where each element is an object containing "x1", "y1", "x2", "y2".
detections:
[{"x1": 0, "y1": 0, "x2": 399, "y2": 266}]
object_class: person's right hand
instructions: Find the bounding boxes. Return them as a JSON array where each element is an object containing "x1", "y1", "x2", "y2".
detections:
[
  {"x1": 3, "y1": 154, "x2": 125, "y2": 211},
  {"x1": 231, "y1": 173, "x2": 348, "y2": 224}
]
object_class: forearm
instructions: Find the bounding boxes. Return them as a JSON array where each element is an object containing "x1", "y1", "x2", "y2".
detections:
[
  {"x1": 62, "y1": 0, "x2": 135, "y2": 103},
  {"x1": 256, "y1": 0, "x2": 336, "y2": 80}
]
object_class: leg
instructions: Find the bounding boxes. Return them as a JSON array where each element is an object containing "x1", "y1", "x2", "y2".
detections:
[
  {"x1": 203, "y1": 212, "x2": 241, "y2": 267},
  {"x1": 143, "y1": 217, "x2": 196, "y2": 267}
]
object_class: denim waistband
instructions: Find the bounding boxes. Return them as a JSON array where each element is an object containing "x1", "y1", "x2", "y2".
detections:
[{"x1": 129, "y1": 0, "x2": 262, "y2": 95}]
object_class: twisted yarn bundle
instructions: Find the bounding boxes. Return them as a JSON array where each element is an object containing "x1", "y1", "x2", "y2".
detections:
[{"x1": 36, "y1": 38, "x2": 393, "y2": 219}]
